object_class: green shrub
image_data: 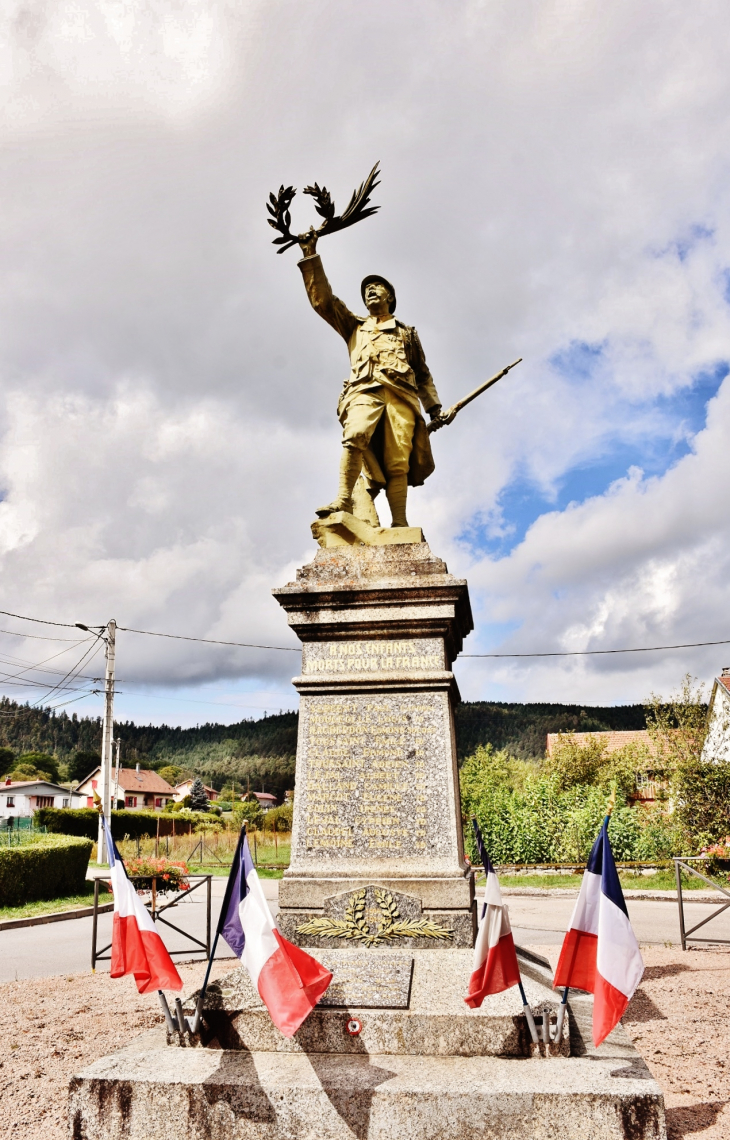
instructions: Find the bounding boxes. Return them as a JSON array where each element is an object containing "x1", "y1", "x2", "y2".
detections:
[
  {"x1": 265, "y1": 803, "x2": 293, "y2": 832},
  {"x1": 216, "y1": 801, "x2": 233, "y2": 812},
  {"x1": 233, "y1": 800, "x2": 264, "y2": 831},
  {"x1": 34, "y1": 807, "x2": 98, "y2": 839},
  {"x1": 35, "y1": 807, "x2": 166, "y2": 840},
  {"x1": 460, "y1": 743, "x2": 674, "y2": 865},
  {"x1": 0, "y1": 835, "x2": 93, "y2": 906}
]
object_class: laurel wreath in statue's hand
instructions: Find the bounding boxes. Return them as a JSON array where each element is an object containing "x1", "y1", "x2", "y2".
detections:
[{"x1": 266, "y1": 163, "x2": 381, "y2": 255}]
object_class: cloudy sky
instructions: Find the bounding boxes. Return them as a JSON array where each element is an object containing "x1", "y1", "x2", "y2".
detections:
[{"x1": 0, "y1": 1, "x2": 729, "y2": 726}]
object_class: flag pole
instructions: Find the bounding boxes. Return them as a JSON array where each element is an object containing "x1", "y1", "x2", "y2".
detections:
[
  {"x1": 471, "y1": 817, "x2": 539, "y2": 1045},
  {"x1": 188, "y1": 823, "x2": 247, "y2": 1035},
  {"x1": 550, "y1": 788, "x2": 616, "y2": 1044}
]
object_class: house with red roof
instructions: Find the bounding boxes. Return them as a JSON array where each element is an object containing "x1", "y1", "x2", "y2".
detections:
[{"x1": 75, "y1": 765, "x2": 175, "y2": 810}]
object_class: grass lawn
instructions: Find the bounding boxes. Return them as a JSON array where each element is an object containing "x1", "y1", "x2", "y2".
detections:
[
  {"x1": 482, "y1": 870, "x2": 723, "y2": 891},
  {"x1": 0, "y1": 880, "x2": 113, "y2": 922},
  {"x1": 186, "y1": 863, "x2": 287, "y2": 879}
]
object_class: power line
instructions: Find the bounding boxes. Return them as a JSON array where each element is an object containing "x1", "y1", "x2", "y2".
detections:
[
  {"x1": 462, "y1": 637, "x2": 730, "y2": 658},
  {"x1": 2, "y1": 606, "x2": 729, "y2": 659},
  {"x1": 116, "y1": 625, "x2": 300, "y2": 652},
  {"x1": 0, "y1": 628, "x2": 87, "y2": 642},
  {"x1": 0, "y1": 609, "x2": 77, "y2": 629}
]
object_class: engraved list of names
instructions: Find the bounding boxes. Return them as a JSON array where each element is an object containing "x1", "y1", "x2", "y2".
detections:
[{"x1": 299, "y1": 691, "x2": 452, "y2": 860}]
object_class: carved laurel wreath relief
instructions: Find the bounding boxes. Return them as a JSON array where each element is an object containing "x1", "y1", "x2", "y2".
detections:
[{"x1": 296, "y1": 887, "x2": 453, "y2": 947}]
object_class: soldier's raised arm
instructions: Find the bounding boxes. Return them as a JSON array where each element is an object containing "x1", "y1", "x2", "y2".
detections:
[{"x1": 297, "y1": 229, "x2": 359, "y2": 343}]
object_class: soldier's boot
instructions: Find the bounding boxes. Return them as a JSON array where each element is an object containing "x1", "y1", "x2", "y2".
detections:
[
  {"x1": 315, "y1": 446, "x2": 363, "y2": 517},
  {"x1": 386, "y1": 473, "x2": 409, "y2": 528}
]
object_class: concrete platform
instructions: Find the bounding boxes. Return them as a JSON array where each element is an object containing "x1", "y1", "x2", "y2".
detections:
[
  {"x1": 68, "y1": 947, "x2": 666, "y2": 1139},
  {"x1": 69, "y1": 1039, "x2": 666, "y2": 1140}
]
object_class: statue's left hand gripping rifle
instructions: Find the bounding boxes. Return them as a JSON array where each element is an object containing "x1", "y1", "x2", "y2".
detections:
[
  {"x1": 266, "y1": 163, "x2": 381, "y2": 254},
  {"x1": 427, "y1": 358, "x2": 523, "y2": 433}
]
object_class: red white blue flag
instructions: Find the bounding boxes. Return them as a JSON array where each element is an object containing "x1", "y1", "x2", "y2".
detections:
[
  {"x1": 219, "y1": 828, "x2": 332, "y2": 1037},
  {"x1": 103, "y1": 816, "x2": 183, "y2": 994},
  {"x1": 465, "y1": 822, "x2": 521, "y2": 1007},
  {"x1": 554, "y1": 818, "x2": 644, "y2": 1046}
]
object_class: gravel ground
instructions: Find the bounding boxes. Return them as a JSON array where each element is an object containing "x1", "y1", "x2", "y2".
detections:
[
  {"x1": 535, "y1": 944, "x2": 730, "y2": 1139},
  {"x1": 0, "y1": 947, "x2": 728, "y2": 1138},
  {"x1": 0, "y1": 958, "x2": 234, "y2": 1138}
]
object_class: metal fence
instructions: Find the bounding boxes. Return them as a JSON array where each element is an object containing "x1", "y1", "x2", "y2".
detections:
[
  {"x1": 91, "y1": 874, "x2": 212, "y2": 969},
  {"x1": 674, "y1": 857, "x2": 730, "y2": 950}
]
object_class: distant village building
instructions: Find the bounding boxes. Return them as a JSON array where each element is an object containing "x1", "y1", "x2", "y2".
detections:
[
  {"x1": 75, "y1": 765, "x2": 175, "y2": 810},
  {"x1": 1, "y1": 778, "x2": 85, "y2": 820},
  {"x1": 243, "y1": 791, "x2": 278, "y2": 807},
  {"x1": 173, "y1": 779, "x2": 218, "y2": 802},
  {"x1": 545, "y1": 729, "x2": 666, "y2": 803},
  {"x1": 701, "y1": 669, "x2": 730, "y2": 764}
]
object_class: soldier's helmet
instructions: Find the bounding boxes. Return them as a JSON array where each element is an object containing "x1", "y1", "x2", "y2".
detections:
[{"x1": 361, "y1": 274, "x2": 396, "y2": 314}]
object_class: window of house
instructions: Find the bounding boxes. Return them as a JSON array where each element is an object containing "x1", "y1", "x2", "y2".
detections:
[
  {"x1": 92, "y1": 779, "x2": 98, "y2": 790},
  {"x1": 5, "y1": 797, "x2": 14, "y2": 808},
  {"x1": 126, "y1": 796, "x2": 137, "y2": 808},
  {"x1": 36, "y1": 796, "x2": 54, "y2": 808},
  {"x1": 155, "y1": 798, "x2": 162, "y2": 808},
  {"x1": 87, "y1": 797, "x2": 94, "y2": 808},
  {"x1": 62, "y1": 798, "x2": 69, "y2": 808}
]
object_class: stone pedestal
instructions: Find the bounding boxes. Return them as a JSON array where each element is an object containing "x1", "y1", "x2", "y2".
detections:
[
  {"x1": 272, "y1": 541, "x2": 475, "y2": 947},
  {"x1": 68, "y1": 538, "x2": 666, "y2": 1140}
]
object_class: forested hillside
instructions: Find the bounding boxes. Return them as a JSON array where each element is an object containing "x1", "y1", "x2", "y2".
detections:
[
  {"x1": 0, "y1": 694, "x2": 650, "y2": 797},
  {"x1": 454, "y1": 701, "x2": 647, "y2": 759}
]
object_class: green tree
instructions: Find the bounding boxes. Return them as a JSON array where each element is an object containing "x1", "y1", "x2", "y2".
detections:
[
  {"x1": 0, "y1": 747, "x2": 15, "y2": 777},
  {"x1": 68, "y1": 751, "x2": 101, "y2": 783},
  {"x1": 233, "y1": 800, "x2": 264, "y2": 831},
  {"x1": 157, "y1": 765, "x2": 184, "y2": 788},
  {"x1": 12, "y1": 752, "x2": 60, "y2": 782},
  {"x1": 189, "y1": 777, "x2": 209, "y2": 812},
  {"x1": 645, "y1": 675, "x2": 719, "y2": 850}
]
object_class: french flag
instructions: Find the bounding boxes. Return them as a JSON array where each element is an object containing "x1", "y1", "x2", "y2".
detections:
[
  {"x1": 554, "y1": 818, "x2": 644, "y2": 1046},
  {"x1": 103, "y1": 816, "x2": 183, "y2": 994},
  {"x1": 465, "y1": 823, "x2": 521, "y2": 1007},
  {"x1": 219, "y1": 828, "x2": 332, "y2": 1037}
]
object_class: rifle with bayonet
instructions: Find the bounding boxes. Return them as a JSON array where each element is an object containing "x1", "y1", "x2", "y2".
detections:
[{"x1": 428, "y1": 358, "x2": 522, "y2": 433}]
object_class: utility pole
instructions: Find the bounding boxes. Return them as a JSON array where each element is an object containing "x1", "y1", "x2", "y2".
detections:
[
  {"x1": 97, "y1": 620, "x2": 116, "y2": 865},
  {"x1": 113, "y1": 739, "x2": 121, "y2": 813}
]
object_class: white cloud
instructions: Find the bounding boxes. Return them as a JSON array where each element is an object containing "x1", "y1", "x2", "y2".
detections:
[{"x1": 0, "y1": 1, "x2": 729, "y2": 719}]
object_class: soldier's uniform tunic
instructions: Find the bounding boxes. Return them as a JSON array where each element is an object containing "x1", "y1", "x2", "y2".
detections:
[{"x1": 298, "y1": 254, "x2": 441, "y2": 489}]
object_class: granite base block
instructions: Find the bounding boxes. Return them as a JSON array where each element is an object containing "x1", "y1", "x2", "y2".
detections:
[
  {"x1": 69, "y1": 1046, "x2": 666, "y2": 1140},
  {"x1": 177, "y1": 950, "x2": 569, "y2": 1058}
]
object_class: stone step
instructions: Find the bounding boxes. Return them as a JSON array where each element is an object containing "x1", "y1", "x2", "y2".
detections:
[
  {"x1": 69, "y1": 1040, "x2": 666, "y2": 1140},
  {"x1": 182, "y1": 949, "x2": 569, "y2": 1057}
]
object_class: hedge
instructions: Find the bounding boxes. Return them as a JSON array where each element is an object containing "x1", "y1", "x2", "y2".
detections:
[
  {"x1": 34, "y1": 807, "x2": 200, "y2": 839},
  {"x1": 0, "y1": 835, "x2": 93, "y2": 906}
]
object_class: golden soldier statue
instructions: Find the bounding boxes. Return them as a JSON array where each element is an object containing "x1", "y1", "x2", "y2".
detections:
[
  {"x1": 296, "y1": 229, "x2": 447, "y2": 528},
  {"x1": 266, "y1": 164, "x2": 518, "y2": 532}
]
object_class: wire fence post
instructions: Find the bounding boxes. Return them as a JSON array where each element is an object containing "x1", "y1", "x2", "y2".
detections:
[
  {"x1": 91, "y1": 877, "x2": 100, "y2": 970},
  {"x1": 675, "y1": 858, "x2": 687, "y2": 951}
]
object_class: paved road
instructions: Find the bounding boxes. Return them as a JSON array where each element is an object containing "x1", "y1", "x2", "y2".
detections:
[
  {"x1": 2, "y1": 884, "x2": 729, "y2": 982},
  {"x1": 0, "y1": 877, "x2": 278, "y2": 984},
  {"x1": 510, "y1": 892, "x2": 730, "y2": 947}
]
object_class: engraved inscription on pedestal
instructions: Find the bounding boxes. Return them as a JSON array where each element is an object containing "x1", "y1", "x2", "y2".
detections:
[
  {"x1": 299, "y1": 695, "x2": 442, "y2": 859},
  {"x1": 315, "y1": 951, "x2": 414, "y2": 1008},
  {"x1": 274, "y1": 543, "x2": 476, "y2": 934},
  {"x1": 302, "y1": 638, "x2": 445, "y2": 677}
]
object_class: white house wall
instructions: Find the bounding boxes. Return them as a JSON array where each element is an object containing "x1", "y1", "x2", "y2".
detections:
[{"x1": 701, "y1": 682, "x2": 730, "y2": 764}]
